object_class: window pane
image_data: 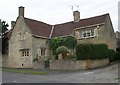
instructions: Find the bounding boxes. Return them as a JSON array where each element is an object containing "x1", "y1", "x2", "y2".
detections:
[
  {"x1": 22, "y1": 52, "x2": 24, "y2": 56},
  {"x1": 25, "y1": 51, "x2": 26, "y2": 56},
  {"x1": 27, "y1": 51, "x2": 29, "y2": 56},
  {"x1": 83, "y1": 32, "x2": 86, "y2": 37},
  {"x1": 87, "y1": 32, "x2": 90, "y2": 37},
  {"x1": 41, "y1": 49, "x2": 45, "y2": 56}
]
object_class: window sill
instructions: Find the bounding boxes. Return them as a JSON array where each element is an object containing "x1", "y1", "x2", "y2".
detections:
[{"x1": 78, "y1": 36, "x2": 96, "y2": 40}]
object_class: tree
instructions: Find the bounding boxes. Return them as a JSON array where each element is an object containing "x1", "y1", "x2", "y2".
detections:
[
  {"x1": 48, "y1": 36, "x2": 77, "y2": 55},
  {"x1": 48, "y1": 37, "x2": 64, "y2": 55},
  {"x1": 63, "y1": 36, "x2": 77, "y2": 49},
  {"x1": 0, "y1": 20, "x2": 9, "y2": 54}
]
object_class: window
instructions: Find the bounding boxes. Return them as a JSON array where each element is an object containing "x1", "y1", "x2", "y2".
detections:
[
  {"x1": 27, "y1": 51, "x2": 29, "y2": 56},
  {"x1": 81, "y1": 28, "x2": 98, "y2": 39},
  {"x1": 41, "y1": 49, "x2": 46, "y2": 56},
  {"x1": 87, "y1": 30, "x2": 91, "y2": 37},
  {"x1": 37, "y1": 48, "x2": 46, "y2": 56},
  {"x1": 20, "y1": 49, "x2": 29, "y2": 57}
]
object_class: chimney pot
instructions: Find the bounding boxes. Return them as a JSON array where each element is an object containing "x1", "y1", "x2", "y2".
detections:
[{"x1": 19, "y1": 6, "x2": 24, "y2": 17}]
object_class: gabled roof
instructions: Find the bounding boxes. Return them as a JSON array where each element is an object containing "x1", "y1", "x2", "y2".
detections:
[
  {"x1": 52, "y1": 13, "x2": 109, "y2": 37},
  {"x1": 24, "y1": 18, "x2": 52, "y2": 38},
  {"x1": 8, "y1": 13, "x2": 109, "y2": 39}
]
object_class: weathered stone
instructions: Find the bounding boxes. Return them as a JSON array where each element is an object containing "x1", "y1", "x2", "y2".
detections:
[{"x1": 50, "y1": 59, "x2": 109, "y2": 70}]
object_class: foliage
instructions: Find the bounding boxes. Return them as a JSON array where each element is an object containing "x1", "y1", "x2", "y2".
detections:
[
  {"x1": 67, "y1": 54, "x2": 76, "y2": 60},
  {"x1": 33, "y1": 54, "x2": 39, "y2": 62},
  {"x1": 48, "y1": 37, "x2": 64, "y2": 55},
  {"x1": 63, "y1": 36, "x2": 77, "y2": 49},
  {"x1": 116, "y1": 48, "x2": 120, "y2": 52},
  {"x1": 108, "y1": 49, "x2": 117, "y2": 62},
  {"x1": 0, "y1": 20, "x2": 9, "y2": 54},
  {"x1": 56, "y1": 46, "x2": 68, "y2": 55},
  {"x1": 48, "y1": 36, "x2": 77, "y2": 55},
  {"x1": 75, "y1": 44, "x2": 109, "y2": 60},
  {"x1": 108, "y1": 48, "x2": 120, "y2": 62}
]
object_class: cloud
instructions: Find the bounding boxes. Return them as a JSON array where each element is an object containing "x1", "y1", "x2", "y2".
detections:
[{"x1": 0, "y1": 0, "x2": 119, "y2": 31}]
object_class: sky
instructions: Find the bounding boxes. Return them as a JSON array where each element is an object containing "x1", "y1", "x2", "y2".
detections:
[{"x1": 0, "y1": 0, "x2": 120, "y2": 32}]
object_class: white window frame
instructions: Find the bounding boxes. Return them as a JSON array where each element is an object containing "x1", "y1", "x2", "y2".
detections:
[{"x1": 81, "y1": 29, "x2": 98, "y2": 39}]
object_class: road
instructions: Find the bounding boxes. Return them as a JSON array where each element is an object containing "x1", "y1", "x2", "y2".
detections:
[{"x1": 1, "y1": 63, "x2": 119, "y2": 83}]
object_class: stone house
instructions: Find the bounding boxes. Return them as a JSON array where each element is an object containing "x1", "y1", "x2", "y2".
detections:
[
  {"x1": 7, "y1": 6, "x2": 118, "y2": 68},
  {"x1": 116, "y1": 31, "x2": 120, "y2": 48}
]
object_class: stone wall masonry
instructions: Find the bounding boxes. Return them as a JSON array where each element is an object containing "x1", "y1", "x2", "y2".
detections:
[
  {"x1": 33, "y1": 61, "x2": 45, "y2": 69},
  {"x1": 50, "y1": 59, "x2": 109, "y2": 70}
]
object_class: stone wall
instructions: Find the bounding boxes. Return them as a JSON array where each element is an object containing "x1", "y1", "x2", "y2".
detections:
[
  {"x1": 76, "y1": 17, "x2": 117, "y2": 50},
  {"x1": 50, "y1": 59, "x2": 109, "y2": 70},
  {"x1": 9, "y1": 17, "x2": 33, "y2": 68},
  {"x1": 33, "y1": 61, "x2": 45, "y2": 69}
]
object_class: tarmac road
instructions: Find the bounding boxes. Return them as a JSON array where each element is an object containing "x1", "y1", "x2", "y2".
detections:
[{"x1": 1, "y1": 62, "x2": 119, "y2": 83}]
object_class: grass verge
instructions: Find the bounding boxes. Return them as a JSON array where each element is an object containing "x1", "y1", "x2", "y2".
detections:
[{"x1": 0, "y1": 68, "x2": 48, "y2": 75}]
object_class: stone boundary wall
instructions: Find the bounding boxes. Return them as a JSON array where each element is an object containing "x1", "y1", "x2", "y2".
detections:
[
  {"x1": 50, "y1": 59, "x2": 109, "y2": 70},
  {"x1": 33, "y1": 61, "x2": 45, "y2": 69}
]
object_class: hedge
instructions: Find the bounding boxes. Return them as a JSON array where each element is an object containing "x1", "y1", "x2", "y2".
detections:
[
  {"x1": 75, "y1": 44, "x2": 109, "y2": 60},
  {"x1": 108, "y1": 49, "x2": 120, "y2": 62}
]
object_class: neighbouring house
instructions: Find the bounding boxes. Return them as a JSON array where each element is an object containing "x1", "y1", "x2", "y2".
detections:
[
  {"x1": 116, "y1": 31, "x2": 120, "y2": 48},
  {"x1": 7, "y1": 6, "x2": 118, "y2": 68}
]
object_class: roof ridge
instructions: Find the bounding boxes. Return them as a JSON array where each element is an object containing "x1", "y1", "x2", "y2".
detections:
[
  {"x1": 79, "y1": 13, "x2": 109, "y2": 21},
  {"x1": 54, "y1": 13, "x2": 109, "y2": 26},
  {"x1": 24, "y1": 17, "x2": 51, "y2": 26}
]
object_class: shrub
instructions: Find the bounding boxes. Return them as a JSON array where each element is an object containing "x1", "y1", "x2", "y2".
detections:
[
  {"x1": 75, "y1": 44, "x2": 109, "y2": 60},
  {"x1": 67, "y1": 54, "x2": 76, "y2": 60},
  {"x1": 116, "y1": 48, "x2": 120, "y2": 52},
  {"x1": 108, "y1": 49, "x2": 120, "y2": 62},
  {"x1": 48, "y1": 37, "x2": 64, "y2": 55},
  {"x1": 33, "y1": 55, "x2": 39, "y2": 62},
  {"x1": 56, "y1": 46, "x2": 68, "y2": 55},
  {"x1": 48, "y1": 36, "x2": 77, "y2": 55},
  {"x1": 63, "y1": 36, "x2": 77, "y2": 49},
  {"x1": 108, "y1": 49, "x2": 117, "y2": 62}
]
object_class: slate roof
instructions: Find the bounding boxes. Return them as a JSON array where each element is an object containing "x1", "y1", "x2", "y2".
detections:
[
  {"x1": 52, "y1": 13, "x2": 109, "y2": 37},
  {"x1": 24, "y1": 18, "x2": 52, "y2": 38},
  {"x1": 8, "y1": 13, "x2": 109, "y2": 39}
]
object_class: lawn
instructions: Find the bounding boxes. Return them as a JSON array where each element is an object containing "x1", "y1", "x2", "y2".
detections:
[{"x1": 0, "y1": 68, "x2": 48, "y2": 75}]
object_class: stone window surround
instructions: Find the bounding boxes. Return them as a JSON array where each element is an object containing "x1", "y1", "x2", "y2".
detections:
[
  {"x1": 37, "y1": 47, "x2": 47, "y2": 57},
  {"x1": 19, "y1": 49, "x2": 29, "y2": 57},
  {"x1": 76, "y1": 27, "x2": 99, "y2": 39}
]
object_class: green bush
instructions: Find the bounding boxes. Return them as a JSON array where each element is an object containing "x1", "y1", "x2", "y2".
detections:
[
  {"x1": 33, "y1": 54, "x2": 40, "y2": 62},
  {"x1": 116, "y1": 48, "x2": 120, "y2": 52},
  {"x1": 108, "y1": 49, "x2": 117, "y2": 62},
  {"x1": 56, "y1": 46, "x2": 68, "y2": 54},
  {"x1": 48, "y1": 37, "x2": 64, "y2": 55},
  {"x1": 67, "y1": 54, "x2": 76, "y2": 60},
  {"x1": 63, "y1": 36, "x2": 77, "y2": 49},
  {"x1": 108, "y1": 49, "x2": 120, "y2": 62},
  {"x1": 75, "y1": 44, "x2": 109, "y2": 60}
]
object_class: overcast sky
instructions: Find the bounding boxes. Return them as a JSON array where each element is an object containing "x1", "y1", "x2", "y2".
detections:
[{"x1": 0, "y1": 0, "x2": 119, "y2": 32}]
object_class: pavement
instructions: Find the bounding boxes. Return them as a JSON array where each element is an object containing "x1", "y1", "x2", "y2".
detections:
[{"x1": 1, "y1": 62, "x2": 120, "y2": 83}]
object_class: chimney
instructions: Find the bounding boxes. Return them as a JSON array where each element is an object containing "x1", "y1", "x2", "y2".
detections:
[
  {"x1": 19, "y1": 6, "x2": 24, "y2": 17},
  {"x1": 73, "y1": 10, "x2": 80, "y2": 22}
]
